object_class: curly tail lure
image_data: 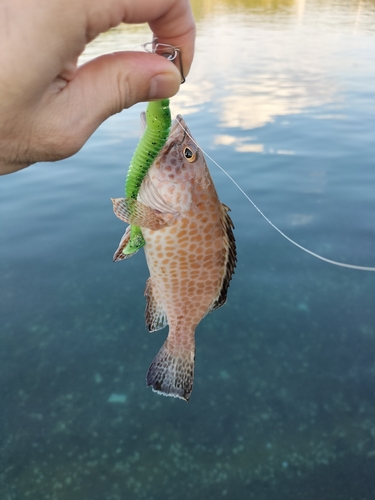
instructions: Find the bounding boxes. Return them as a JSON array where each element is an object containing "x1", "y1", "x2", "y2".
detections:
[
  {"x1": 123, "y1": 99, "x2": 172, "y2": 255},
  {"x1": 120, "y1": 39, "x2": 184, "y2": 256}
]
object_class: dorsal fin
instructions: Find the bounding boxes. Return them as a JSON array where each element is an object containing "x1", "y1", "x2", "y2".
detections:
[{"x1": 210, "y1": 203, "x2": 237, "y2": 312}]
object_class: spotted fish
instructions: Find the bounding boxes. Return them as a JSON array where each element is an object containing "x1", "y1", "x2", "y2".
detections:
[{"x1": 112, "y1": 114, "x2": 236, "y2": 401}]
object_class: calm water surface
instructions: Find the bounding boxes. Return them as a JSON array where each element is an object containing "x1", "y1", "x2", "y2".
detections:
[{"x1": 1, "y1": 1, "x2": 375, "y2": 498}]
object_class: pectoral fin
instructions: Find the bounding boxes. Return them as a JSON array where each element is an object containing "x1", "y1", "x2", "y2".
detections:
[{"x1": 111, "y1": 198, "x2": 175, "y2": 231}]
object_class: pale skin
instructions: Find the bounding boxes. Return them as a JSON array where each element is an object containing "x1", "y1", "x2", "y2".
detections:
[{"x1": 0, "y1": 0, "x2": 195, "y2": 175}]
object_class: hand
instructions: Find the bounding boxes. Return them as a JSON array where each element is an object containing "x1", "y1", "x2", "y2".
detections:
[{"x1": 0, "y1": 0, "x2": 195, "y2": 174}]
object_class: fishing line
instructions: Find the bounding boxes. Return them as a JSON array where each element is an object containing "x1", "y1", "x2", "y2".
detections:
[{"x1": 174, "y1": 114, "x2": 375, "y2": 272}]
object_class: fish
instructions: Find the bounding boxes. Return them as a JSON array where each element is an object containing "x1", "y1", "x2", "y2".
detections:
[{"x1": 111, "y1": 114, "x2": 236, "y2": 401}]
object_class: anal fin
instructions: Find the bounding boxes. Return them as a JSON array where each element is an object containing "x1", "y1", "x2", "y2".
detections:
[{"x1": 144, "y1": 278, "x2": 168, "y2": 332}]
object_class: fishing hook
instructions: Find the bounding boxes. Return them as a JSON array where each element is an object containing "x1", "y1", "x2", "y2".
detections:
[{"x1": 142, "y1": 38, "x2": 185, "y2": 84}]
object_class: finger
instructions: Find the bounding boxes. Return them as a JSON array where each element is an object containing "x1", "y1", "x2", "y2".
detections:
[
  {"x1": 149, "y1": 5, "x2": 196, "y2": 79},
  {"x1": 85, "y1": 0, "x2": 196, "y2": 77},
  {"x1": 29, "y1": 51, "x2": 181, "y2": 162}
]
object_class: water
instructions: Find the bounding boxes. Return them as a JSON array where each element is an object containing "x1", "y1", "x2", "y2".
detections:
[{"x1": 1, "y1": 1, "x2": 375, "y2": 498}]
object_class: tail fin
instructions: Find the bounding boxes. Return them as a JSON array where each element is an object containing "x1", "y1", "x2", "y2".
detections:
[{"x1": 146, "y1": 341, "x2": 195, "y2": 401}]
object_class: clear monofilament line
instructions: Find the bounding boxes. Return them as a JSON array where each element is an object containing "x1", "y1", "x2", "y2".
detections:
[{"x1": 175, "y1": 115, "x2": 375, "y2": 272}]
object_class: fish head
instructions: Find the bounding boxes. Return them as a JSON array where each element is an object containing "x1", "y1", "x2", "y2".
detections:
[{"x1": 145, "y1": 115, "x2": 210, "y2": 212}]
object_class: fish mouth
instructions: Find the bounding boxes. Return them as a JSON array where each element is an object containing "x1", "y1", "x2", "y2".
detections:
[
  {"x1": 140, "y1": 112, "x2": 190, "y2": 143},
  {"x1": 161, "y1": 115, "x2": 188, "y2": 155},
  {"x1": 169, "y1": 114, "x2": 189, "y2": 143},
  {"x1": 140, "y1": 112, "x2": 190, "y2": 149}
]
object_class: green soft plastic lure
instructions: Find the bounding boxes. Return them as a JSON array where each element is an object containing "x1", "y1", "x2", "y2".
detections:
[{"x1": 123, "y1": 99, "x2": 171, "y2": 255}]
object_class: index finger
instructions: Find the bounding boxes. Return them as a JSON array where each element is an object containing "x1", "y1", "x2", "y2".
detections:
[
  {"x1": 147, "y1": 0, "x2": 195, "y2": 78},
  {"x1": 87, "y1": 0, "x2": 196, "y2": 77}
]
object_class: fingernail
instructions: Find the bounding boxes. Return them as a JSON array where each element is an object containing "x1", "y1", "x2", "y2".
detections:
[{"x1": 149, "y1": 73, "x2": 180, "y2": 100}]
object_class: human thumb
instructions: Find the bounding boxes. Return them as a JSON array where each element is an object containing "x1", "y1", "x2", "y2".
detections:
[
  {"x1": 34, "y1": 51, "x2": 182, "y2": 162},
  {"x1": 74, "y1": 51, "x2": 182, "y2": 117}
]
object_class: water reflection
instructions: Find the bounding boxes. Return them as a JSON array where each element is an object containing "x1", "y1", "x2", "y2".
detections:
[
  {"x1": 79, "y1": 24, "x2": 151, "y2": 64},
  {"x1": 80, "y1": 0, "x2": 372, "y2": 139},
  {"x1": 190, "y1": 0, "x2": 301, "y2": 19},
  {"x1": 218, "y1": 77, "x2": 334, "y2": 131},
  {"x1": 190, "y1": 0, "x2": 375, "y2": 21}
]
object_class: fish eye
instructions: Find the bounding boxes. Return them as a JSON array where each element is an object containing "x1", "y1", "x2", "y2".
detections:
[{"x1": 183, "y1": 146, "x2": 197, "y2": 162}]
